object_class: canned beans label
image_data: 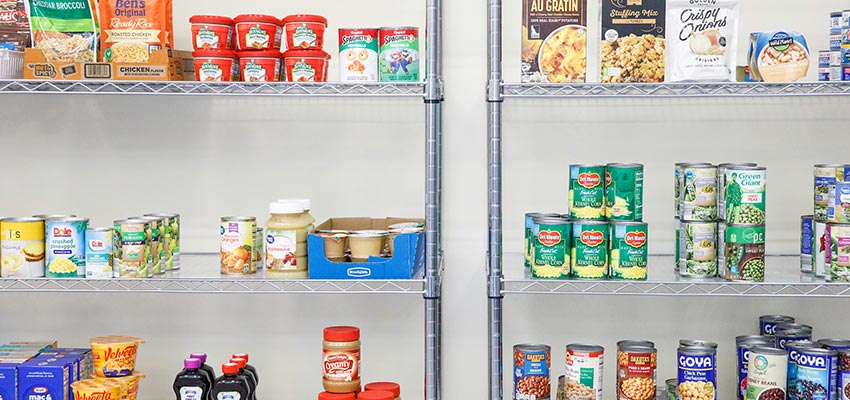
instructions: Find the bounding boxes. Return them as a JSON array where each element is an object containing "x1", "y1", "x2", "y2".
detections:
[
  {"x1": 725, "y1": 225, "x2": 766, "y2": 282},
  {"x1": 724, "y1": 169, "x2": 766, "y2": 224},
  {"x1": 795, "y1": 351, "x2": 837, "y2": 400},
  {"x1": 681, "y1": 166, "x2": 718, "y2": 221},
  {"x1": 533, "y1": 222, "x2": 570, "y2": 279},
  {"x1": 570, "y1": 165, "x2": 606, "y2": 220},
  {"x1": 609, "y1": 223, "x2": 648, "y2": 280},
  {"x1": 746, "y1": 351, "x2": 787, "y2": 400},
  {"x1": 618, "y1": 350, "x2": 656, "y2": 400},
  {"x1": 826, "y1": 223, "x2": 850, "y2": 282},
  {"x1": 828, "y1": 183, "x2": 850, "y2": 223},
  {"x1": 514, "y1": 347, "x2": 551, "y2": 400},
  {"x1": 0, "y1": 219, "x2": 45, "y2": 278},
  {"x1": 45, "y1": 219, "x2": 88, "y2": 278},
  {"x1": 606, "y1": 165, "x2": 643, "y2": 221},
  {"x1": 679, "y1": 221, "x2": 718, "y2": 277},
  {"x1": 565, "y1": 348, "x2": 603, "y2": 400},
  {"x1": 838, "y1": 352, "x2": 849, "y2": 400},
  {"x1": 571, "y1": 223, "x2": 608, "y2": 279},
  {"x1": 678, "y1": 352, "x2": 716, "y2": 400}
]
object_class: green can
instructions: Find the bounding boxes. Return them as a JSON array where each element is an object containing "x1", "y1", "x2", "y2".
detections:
[
  {"x1": 723, "y1": 166, "x2": 766, "y2": 224},
  {"x1": 525, "y1": 212, "x2": 561, "y2": 268},
  {"x1": 724, "y1": 224, "x2": 765, "y2": 282},
  {"x1": 532, "y1": 216, "x2": 571, "y2": 279},
  {"x1": 675, "y1": 163, "x2": 711, "y2": 217},
  {"x1": 571, "y1": 220, "x2": 608, "y2": 279},
  {"x1": 135, "y1": 216, "x2": 165, "y2": 275},
  {"x1": 674, "y1": 218, "x2": 681, "y2": 271},
  {"x1": 679, "y1": 163, "x2": 717, "y2": 221},
  {"x1": 569, "y1": 164, "x2": 606, "y2": 220},
  {"x1": 609, "y1": 221, "x2": 648, "y2": 280},
  {"x1": 605, "y1": 163, "x2": 644, "y2": 221},
  {"x1": 145, "y1": 213, "x2": 180, "y2": 270},
  {"x1": 678, "y1": 220, "x2": 718, "y2": 278}
]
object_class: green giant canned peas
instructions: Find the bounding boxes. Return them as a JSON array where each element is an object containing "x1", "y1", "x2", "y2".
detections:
[
  {"x1": 717, "y1": 163, "x2": 757, "y2": 221},
  {"x1": 723, "y1": 166, "x2": 766, "y2": 225},
  {"x1": 678, "y1": 220, "x2": 718, "y2": 278},
  {"x1": 571, "y1": 220, "x2": 608, "y2": 279},
  {"x1": 605, "y1": 163, "x2": 644, "y2": 221},
  {"x1": 609, "y1": 221, "x2": 648, "y2": 280},
  {"x1": 725, "y1": 224, "x2": 766, "y2": 282},
  {"x1": 532, "y1": 216, "x2": 571, "y2": 279},
  {"x1": 569, "y1": 164, "x2": 606, "y2": 220},
  {"x1": 525, "y1": 213, "x2": 561, "y2": 268}
]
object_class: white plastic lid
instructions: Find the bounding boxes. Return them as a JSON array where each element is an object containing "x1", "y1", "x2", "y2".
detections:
[
  {"x1": 278, "y1": 198, "x2": 311, "y2": 210},
  {"x1": 269, "y1": 200, "x2": 304, "y2": 214}
]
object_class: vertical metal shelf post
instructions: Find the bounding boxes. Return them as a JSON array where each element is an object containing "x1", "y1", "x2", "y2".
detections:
[
  {"x1": 487, "y1": 0, "x2": 504, "y2": 400},
  {"x1": 424, "y1": 0, "x2": 444, "y2": 399}
]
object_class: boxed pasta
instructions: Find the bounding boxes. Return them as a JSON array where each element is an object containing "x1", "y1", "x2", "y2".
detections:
[
  {"x1": 0, "y1": 0, "x2": 30, "y2": 50},
  {"x1": 600, "y1": 0, "x2": 665, "y2": 83},
  {"x1": 521, "y1": 0, "x2": 587, "y2": 83},
  {"x1": 666, "y1": 0, "x2": 739, "y2": 82},
  {"x1": 747, "y1": 31, "x2": 810, "y2": 82},
  {"x1": 23, "y1": 48, "x2": 185, "y2": 80}
]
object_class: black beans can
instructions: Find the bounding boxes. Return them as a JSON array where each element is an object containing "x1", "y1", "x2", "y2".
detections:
[{"x1": 759, "y1": 315, "x2": 795, "y2": 336}]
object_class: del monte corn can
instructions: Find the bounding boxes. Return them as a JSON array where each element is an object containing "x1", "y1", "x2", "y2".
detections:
[
  {"x1": 609, "y1": 222, "x2": 648, "y2": 280},
  {"x1": 532, "y1": 216, "x2": 571, "y2": 279},
  {"x1": 724, "y1": 166, "x2": 766, "y2": 225},
  {"x1": 570, "y1": 165, "x2": 605, "y2": 220},
  {"x1": 605, "y1": 163, "x2": 643, "y2": 221},
  {"x1": 525, "y1": 213, "x2": 562, "y2": 268},
  {"x1": 571, "y1": 221, "x2": 608, "y2": 279},
  {"x1": 680, "y1": 164, "x2": 718, "y2": 221}
]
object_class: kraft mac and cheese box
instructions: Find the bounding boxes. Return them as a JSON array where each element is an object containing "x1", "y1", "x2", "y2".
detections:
[
  {"x1": 17, "y1": 358, "x2": 71, "y2": 400},
  {"x1": 0, "y1": 363, "x2": 18, "y2": 400}
]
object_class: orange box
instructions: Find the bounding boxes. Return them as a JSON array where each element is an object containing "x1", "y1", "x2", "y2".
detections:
[{"x1": 23, "y1": 49, "x2": 190, "y2": 81}]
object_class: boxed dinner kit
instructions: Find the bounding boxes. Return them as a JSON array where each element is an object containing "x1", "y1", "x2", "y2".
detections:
[
  {"x1": 308, "y1": 217, "x2": 425, "y2": 280},
  {"x1": 521, "y1": 0, "x2": 587, "y2": 83},
  {"x1": 600, "y1": 0, "x2": 666, "y2": 83},
  {"x1": 23, "y1": 48, "x2": 188, "y2": 81}
]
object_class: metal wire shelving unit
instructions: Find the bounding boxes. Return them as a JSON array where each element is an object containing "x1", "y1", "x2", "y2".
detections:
[{"x1": 486, "y1": 1, "x2": 850, "y2": 400}]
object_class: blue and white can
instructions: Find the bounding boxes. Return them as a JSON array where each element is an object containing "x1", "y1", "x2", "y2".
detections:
[
  {"x1": 821, "y1": 50, "x2": 833, "y2": 67},
  {"x1": 794, "y1": 347, "x2": 838, "y2": 400},
  {"x1": 819, "y1": 339, "x2": 850, "y2": 351},
  {"x1": 778, "y1": 329, "x2": 815, "y2": 351},
  {"x1": 737, "y1": 336, "x2": 777, "y2": 400},
  {"x1": 832, "y1": 29, "x2": 843, "y2": 51},
  {"x1": 678, "y1": 346, "x2": 717, "y2": 400},
  {"x1": 820, "y1": 67, "x2": 831, "y2": 81},
  {"x1": 837, "y1": 349, "x2": 849, "y2": 400},
  {"x1": 843, "y1": 64, "x2": 850, "y2": 81},
  {"x1": 802, "y1": 216, "x2": 814, "y2": 272},
  {"x1": 85, "y1": 228, "x2": 113, "y2": 279},
  {"x1": 761, "y1": 315, "x2": 795, "y2": 337},
  {"x1": 786, "y1": 341, "x2": 821, "y2": 400},
  {"x1": 831, "y1": 12, "x2": 843, "y2": 30}
]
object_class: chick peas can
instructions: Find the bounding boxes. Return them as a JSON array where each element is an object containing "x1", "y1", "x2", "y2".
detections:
[
  {"x1": 571, "y1": 221, "x2": 608, "y2": 279},
  {"x1": 678, "y1": 346, "x2": 717, "y2": 400},
  {"x1": 85, "y1": 228, "x2": 113, "y2": 279},
  {"x1": 532, "y1": 216, "x2": 571, "y2": 279},
  {"x1": 725, "y1": 224, "x2": 766, "y2": 282},
  {"x1": 680, "y1": 164, "x2": 718, "y2": 221},
  {"x1": 45, "y1": 217, "x2": 89, "y2": 278},
  {"x1": 220, "y1": 217, "x2": 257, "y2": 275},
  {"x1": 0, "y1": 217, "x2": 45, "y2": 278},
  {"x1": 605, "y1": 163, "x2": 643, "y2": 221},
  {"x1": 570, "y1": 165, "x2": 606, "y2": 220},
  {"x1": 339, "y1": 28, "x2": 379, "y2": 82},
  {"x1": 609, "y1": 222, "x2": 648, "y2": 280}
]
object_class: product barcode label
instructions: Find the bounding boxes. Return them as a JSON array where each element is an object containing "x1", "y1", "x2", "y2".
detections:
[{"x1": 84, "y1": 64, "x2": 112, "y2": 79}]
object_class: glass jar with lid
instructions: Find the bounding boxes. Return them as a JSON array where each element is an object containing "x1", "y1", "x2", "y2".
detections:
[
  {"x1": 322, "y1": 326, "x2": 361, "y2": 393},
  {"x1": 264, "y1": 199, "x2": 315, "y2": 278}
]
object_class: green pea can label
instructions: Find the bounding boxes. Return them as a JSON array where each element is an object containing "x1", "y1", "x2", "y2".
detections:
[
  {"x1": 723, "y1": 167, "x2": 766, "y2": 224},
  {"x1": 570, "y1": 165, "x2": 606, "y2": 220},
  {"x1": 725, "y1": 224, "x2": 766, "y2": 282},
  {"x1": 679, "y1": 220, "x2": 717, "y2": 278},
  {"x1": 826, "y1": 222, "x2": 850, "y2": 282},
  {"x1": 532, "y1": 218, "x2": 571, "y2": 279},
  {"x1": 571, "y1": 221, "x2": 608, "y2": 279},
  {"x1": 605, "y1": 163, "x2": 643, "y2": 221},
  {"x1": 680, "y1": 164, "x2": 718, "y2": 221},
  {"x1": 609, "y1": 222, "x2": 648, "y2": 280}
]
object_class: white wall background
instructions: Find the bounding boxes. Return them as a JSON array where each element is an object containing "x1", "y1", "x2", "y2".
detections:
[{"x1": 1, "y1": 1, "x2": 849, "y2": 400}]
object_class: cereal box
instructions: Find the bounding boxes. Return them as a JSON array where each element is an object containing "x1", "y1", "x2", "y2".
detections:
[
  {"x1": 521, "y1": 0, "x2": 587, "y2": 83},
  {"x1": 600, "y1": 0, "x2": 666, "y2": 83}
]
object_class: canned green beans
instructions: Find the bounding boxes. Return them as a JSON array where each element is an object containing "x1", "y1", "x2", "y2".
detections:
[
  {"x1": 680, "y1": 164, "x2": 718, "y2": 221},
  {"x1": 145, "y1": 213, "x2": 180, "y2": 270},
  {"x1": 679, "y1": 220, "x2": 718, "y2": 278},
  {"x1": 532, "y1": 216, "x2": 571, "y2": 279},
  {"x1": 571, "y1": 221, "x2": 608, "y2": 279},
  {"x1": 718, "y1": 163, "x2": 757, "y2": 221},
  {"x1": 826, "y1": 222, "x2": 850, "y2": 282},
  {"x1": 814, "y1": 164, "x2": 850, "y2": 222},
  {"x1": 609, "y1": 222, "x2": 648, "y2": 280},
  {"x1": 723, "y1": 166, "x2": 766, "y2": 225},
  {"x1": 570, "y1": 165, "x2": 606, "y2": 220},
  {"x1": 745, "y1": 347, "x2": 788, "y2": 400},
  {"x1": 801, "y1": 215, "x2": 814, "y2": 273},
  {"x1": 113, "y1": 219, "x2": 152, "y2": 278},
  {"x1": 134, "y1": 215, "x2": 165, "y2": 275},
  {"x1": 605, "y1": 163, "x2": 643, "y2": 221},
  {"x1": 525, "y1": 213, "x2": 562, "y2": 268},
  {"x1": 725, "y1": 224, "x2": 766, "y2": 282}
]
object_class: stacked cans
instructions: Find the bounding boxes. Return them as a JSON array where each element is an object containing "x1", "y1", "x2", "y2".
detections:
[
  {"x1": 674, "y1": 163, "x2": 766, "y2": 281},
  {"x1": 825, "y1": 10, "x2": 850, "y2": 81},
  {"x1": 806, "y1": 164, "x2": 850, "y2": 282}
]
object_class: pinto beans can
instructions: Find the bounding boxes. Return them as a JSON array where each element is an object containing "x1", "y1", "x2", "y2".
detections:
[
  {"x1": 571, "y1": 221, "x2": 608, "y2": 279},
  {"x1": 514, "y1": 344, "x2": 551, "y2": 400},
  {"x1": 339, "y1": 28, "x2": 379, "y2": 82},
  {"x1": 570, "y1": 165, "x2": 606, "y2": 220},
  {"x1": 379, "y1": 27, "x2": 419, "y2": 82},
  {"x1": 609, "y1": 222, "x2": 648, "y2": 280}
]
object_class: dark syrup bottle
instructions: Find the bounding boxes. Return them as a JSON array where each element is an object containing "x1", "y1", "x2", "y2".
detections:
[
  {"x1": 174, "y1": 358, "x2": 211, "y2": 400},
  {"x1": 210, "y1": 363, "x2": 251, "y2": 400}
]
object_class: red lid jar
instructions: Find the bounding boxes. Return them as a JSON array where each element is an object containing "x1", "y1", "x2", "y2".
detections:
[
  {"x1": 364, "y1": 383, "x2": 400, "y2": 399},
  {"x1": 189, "y1": 15, "x2": 234, "y2": 50},
  {"x1": 318, "y1": 392, "x2": 356, "y2": 400},
  {"x1": 322, "y1": 326, "x2": 360, "y2": 393},
  {"x1": 282, "y1": 14, "x2": 328, "y2": 50},
  {"x1": 358, "y1": 391, "x2": 394, "y2": 400},
  {"x1": 282, "y1": 50, "x2": 330, "y2": 82},
  {"x1": 193, "y1": 49, "x2": 238, "y2": 82},
  {"x1": 234, "y1": 14, "x2": 282, "y2": 50},
  {"x1": 238, "y1": 50, "x2": 282, "y2": 82}
]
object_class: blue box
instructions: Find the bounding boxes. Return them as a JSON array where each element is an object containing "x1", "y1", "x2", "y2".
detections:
[
  {"x1": 17, "y1": 358, "x2": 70, "y2": 400},
  {"x1": 308, "y1": 218, "x2": 425, "y2": 280},
  {"x1": 0, "y1": 364, "x2": 17, "y2": 400}
]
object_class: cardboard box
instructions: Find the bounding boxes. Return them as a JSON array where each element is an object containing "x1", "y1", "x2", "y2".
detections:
[
  {"x1": 521, "y1": 0, "x2": 587, "y2": 83},
  {"x1": 17, "y1": 358, "x2": 70, "y2": 400},
  {"x1": 308, "y1": 217, "x2": 425, "y2": 280},
  {"x1": 600, "y1": 0, "x2": 666, "y2": 83},
  {"x1": 23, "y1": 49, "x2": 188, "y2": 81},
  {"x1": 0, "y1": 363, "x2": 17, "y2": 400}
]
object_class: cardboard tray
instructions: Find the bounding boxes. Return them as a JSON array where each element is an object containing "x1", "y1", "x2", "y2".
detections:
[
  {"x1": 23, "y1": 48, "x2": 192, "y2": 81},
  {"x1": 308, "y1": 217, "x2": 425, "y2": 280}
]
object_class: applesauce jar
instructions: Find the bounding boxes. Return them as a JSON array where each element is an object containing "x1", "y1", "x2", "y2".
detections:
[
  {"x1": 264, "y1": 199, "x2": 314, "y2": 277},
  {"x1": 323, "y1": 326, "x2": 361, "y2": 393}
]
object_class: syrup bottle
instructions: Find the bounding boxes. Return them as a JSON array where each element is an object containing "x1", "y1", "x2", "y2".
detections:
[
  {"x1": 174, "y1": 358, "x2": 211, "y2": 400},
  {"x1": 230, "y1": 357, "x2": 258, "y2": 400},
  {"x1": 210, "y1": 363, "x2": 251, "y2": 400}
]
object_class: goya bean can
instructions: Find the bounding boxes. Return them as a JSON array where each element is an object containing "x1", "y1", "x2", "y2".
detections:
[
  {"x1": 678, "y1": 346, "x2": 717, "y2": 400},
  {"x1": 675, "y1": 218, "x2": 681, "y2": 271},
  {"x1": 134, "y1": 216, "x2": 165, "y2": 275},
  {"x1": 0, "y1": 217, "x2": 45, "y2": 278},
  {"x1": 725, "y1": 224, "x2": 766, "y2": 282},
  {"x1": 724, "y1": 166, "x2": 766, "y2": 224},
  {"x1": 801, "y1": 215, "x2": 814, "y2": 273},
  {"x1": 679, "y1": 220, "x2": 718, "y2": 278},
  {"x1": 777, "y1": 329, "x2": 814, "y2": 351},
  {"x1": 794, "y1": 348, "x2": 838, "y2": 400},
  {"x1": 617, "y1": 345, "x2": 656, "y2": 400},
  {"x1": 826, "y1": 222, "x2": 850, "y2": 282},
  {"x1": 45, "y1": 217, "x2": 89, "y2": 278},
  {"x1": 605, "y1": 163, "x2": 643, "y2": 221},
  {"x1": 513, "y1": 344, "x2": 551, "y2": 400},
  {"x1": 564, "y1": 344, "x2": 603, "y2": 400},
  {"x1": 339, "y1": 28, "x2": 379, "y2": 82},
  {"x1": 145, "y1": 213, "x2": 180, "y2": 270},
  {"x1": 737, "y1": 337, "x2": 779, "y2": 400},
  {"x1": 680, "y1": 339, "x2": 718, "y2": 349},
  {"x1": 680, "y1": 164, "x2": 718, "y2": 221},
  {"x1": 114, "y1": 219, "x2": 151, "y2": 278},
  {"x1": 525, "y1": 213, "x2": 561, "y2": 268},
  {"x1": 220, "y1": 216, "x2": 257, "y2": 275},
  {"x1": 786, "y1": 340, "x2": 822, "y2": 400},
  {"x1": 718, "y1": 163, "x2": 758, "y2": 221},
  {"x1": 828, "y1": 183, "x2": 850, "y2": 224},
  {"x1": 746, "y1": 347, "x2": 788, "y2": 400},
  {"x1": 818, "y1": 339, "x2": 850, "y2": 351},
  {"x1": 571, "y1": 221, "x2": 608, "y2": 279},
  {"x1": 570, "y1": 165, "x2": 606, "y2": 220},
  {"x1": 814, "y1": 164, "x2": 850, "y2": 222},
  {"x1": 760, "y1": 315, "x2": 795, "y2": 337},
  {"x1": 609, "y1": 222, "x2": 648, "y2": 280},
  {"x1": 815, "y1": 221, "x2": 829, "y2": 278},
  {"x1": 85, "y1": 228, "x2": 113, "y2": 279},
  {"x1": 532, "y1": 216, "x2": 571, "y2": 279},
  {"x1": 837, "y1": 349, "x2": 850, "y2": 400},
  {"x1": 379, "y1": 27, "x2": 419, "y2": 82}
]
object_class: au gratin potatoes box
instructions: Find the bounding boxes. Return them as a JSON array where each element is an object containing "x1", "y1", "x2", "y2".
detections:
[
  {"x1": 521, "y1": 0, "x2": 588, "y2": 83},
  {"x1": 23, "y1": 48, "x2": 192, "y2": 81}
]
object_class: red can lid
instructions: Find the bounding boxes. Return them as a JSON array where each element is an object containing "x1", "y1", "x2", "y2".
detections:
[
  {"x1": 237, "y1": 50, "x2": 282, "y2": 58},
  {"x1": 189, "y1": 15, "x2": 234, "y2": 25},
  {"x1": 282, "y1": 14, "x2": 328, "y2": 25},
  {"x1": 282, "y1": 49, "x2": 331, "y2": 59},
  {"x1": 364, "y1": 383, "x2": 400, "y2": 397},
  {"x1": 231, "y1": 353, "x2": 248, "y2": 362},
  {"x1": 323, "y1": 326, "x2": 360, "y2": 341},
  {"x1": 318, "y1": 392, "x2": 356, "y2": 400},
  {"x1": 230, "y1": 358, "x2": 247, "y2": 368},
  {"x1": 221, "y1": 363, "x2": 239, "y2": 374},
  {"x1": 357, "y1": 391, "x2": 394, "y2": 400},
  {"x1": 234, "y1": 14, "x2": 280, "y2": 25},
  {"x1": 193, "y1": 49, "x2": 237, "y2": 58}
]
